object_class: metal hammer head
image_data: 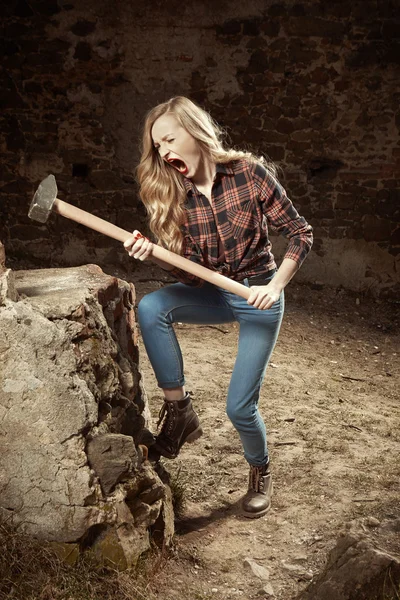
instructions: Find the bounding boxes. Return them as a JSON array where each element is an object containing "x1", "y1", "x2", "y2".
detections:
[{"x1": 28, "y1": 174, "x2": 58, "y2": 223}]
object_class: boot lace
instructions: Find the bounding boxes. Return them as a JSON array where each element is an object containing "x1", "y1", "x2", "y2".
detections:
[
  {"x1": 157, "y1": 402, "x2": 176, "y2": 438},
  {"x1": 249, "y1": 465, "x2": 268, "y2": 492}
]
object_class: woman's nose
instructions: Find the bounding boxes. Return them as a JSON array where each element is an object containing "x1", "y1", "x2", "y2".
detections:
[{"x1": 161, "y1": 146, "x2": 169, "y2": 160}]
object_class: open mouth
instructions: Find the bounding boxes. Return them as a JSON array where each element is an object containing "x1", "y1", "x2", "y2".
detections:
[{"x1": 167, "y1": 158, "x2": 188, "y2": 175}]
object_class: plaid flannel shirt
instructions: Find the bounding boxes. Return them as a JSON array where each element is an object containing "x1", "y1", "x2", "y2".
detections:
[{"x1": 167, "y1": 158, "x2": 313, "y2": 287}]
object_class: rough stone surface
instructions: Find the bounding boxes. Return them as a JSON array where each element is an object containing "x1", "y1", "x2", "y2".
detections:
[
  {"x1": 0, "y1": 241, "x2": 5, "y2": 271},
  {"x1": 87, "y1": 433, "x2": 139, "y2": 495},
  {"x1": 0, "y1": 1, "x2": 399, "y2": 297},
  {"x1": 297, "y1": 518, "x2": 400, "y2": 600},
  {"x1": 0, "y1": 240, "x2": 19, "y2": 304},
  {"x1": 0, "y1": 264, "x2": 172, "y2": 568},
  {"x1": 0, "y1": 268, "x2": 19, "y2": 304},
  {"x1": 244, "y1": 557, "x2": 271, "y2": 581},
  {"x1": 257, "y1": 583, "x2": 276, "y2": 598}
]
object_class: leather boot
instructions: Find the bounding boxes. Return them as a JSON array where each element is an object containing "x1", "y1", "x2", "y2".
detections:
[
  {"x1": 241, "y1": 462, "x2": 272, "y2": 518},
  {"x1": 153, "y1": 392, "x2": 203, "y2": 459}
]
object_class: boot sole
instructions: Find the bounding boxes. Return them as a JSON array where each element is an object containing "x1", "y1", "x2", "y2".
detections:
[
  {"x1": 241, "y1": 502, "x2": 271, "y2": 519},
  {"x1": 185, "y1": 425, "x2": 203, "y2": 444}
]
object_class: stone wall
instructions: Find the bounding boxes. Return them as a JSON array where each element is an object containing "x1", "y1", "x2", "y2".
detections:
[{"x1": 0, "y1": 0, "x2": 399, "y2": 296}]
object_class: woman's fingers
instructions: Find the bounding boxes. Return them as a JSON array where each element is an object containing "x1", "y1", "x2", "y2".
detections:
[
  {"x1": 247, "y1": 285, "x2": 280, "y2": 310},
  {"x1": 134, "y1": 239, "x2": 153, "y2": 261},
  {"x1": 123, "y1": 230, "x2": 142, "y2": 251},
  {"x1": 247, "y1": 287, "x2": 266, "y2": 309},
  {"x1": 123, "y1": 231, "x2": 153, "y2": 261},
  {"x1": 132, "y1": 238, "x2": 153, "y2": 261}
]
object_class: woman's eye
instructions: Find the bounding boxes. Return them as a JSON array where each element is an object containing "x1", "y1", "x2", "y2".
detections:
[{"x1": 167, "y1": 139, "x2": 175, "y2": 143}]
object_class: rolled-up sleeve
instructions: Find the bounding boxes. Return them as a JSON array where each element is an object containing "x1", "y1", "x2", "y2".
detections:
[{"x1": 252, "y1": 162, "x2": 313, "y2": 267}]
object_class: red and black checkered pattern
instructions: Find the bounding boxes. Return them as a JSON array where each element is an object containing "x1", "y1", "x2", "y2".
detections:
[{"x1": 168, "y1": 159, "x2": 313, "y2": 287}]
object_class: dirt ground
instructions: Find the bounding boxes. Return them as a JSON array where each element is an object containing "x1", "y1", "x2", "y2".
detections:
[{"x1": 123, "y1": 263, "x2": 400, "y2": 600}]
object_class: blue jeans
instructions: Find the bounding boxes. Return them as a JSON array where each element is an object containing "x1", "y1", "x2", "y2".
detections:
[{"x1": 137, "y1": 273, "x2": 284, "y2": 466}]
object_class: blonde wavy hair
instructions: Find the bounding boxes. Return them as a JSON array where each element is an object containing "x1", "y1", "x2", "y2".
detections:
[{"x1": 136, "y1": 96, "x2": 276, "y2": 255}]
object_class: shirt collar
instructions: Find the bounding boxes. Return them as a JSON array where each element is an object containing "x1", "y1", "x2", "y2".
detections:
[
  {"x1": 216, "y1": 163, "x2": 234, "y2": 176},
  {"x1": 183, "y1": 162, "x2": 234, "y2": 194}
]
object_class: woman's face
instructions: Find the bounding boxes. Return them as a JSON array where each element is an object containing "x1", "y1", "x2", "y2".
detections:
[{"x1": 151, "y1": 114, "x2": 202, "y2": 179}]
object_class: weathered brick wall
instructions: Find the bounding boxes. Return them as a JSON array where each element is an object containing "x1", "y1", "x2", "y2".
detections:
[{"x1": 1, "y1": 0, "x2": 399, "y2": 296}]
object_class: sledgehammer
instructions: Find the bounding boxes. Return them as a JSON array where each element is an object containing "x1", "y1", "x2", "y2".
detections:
[{"x1": 29, "y1": 174, "x2": 252, "y2": 300}]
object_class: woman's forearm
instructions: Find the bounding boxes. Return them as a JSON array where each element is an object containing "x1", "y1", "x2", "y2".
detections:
[{"x1": 271, "y1": 257, "x2": 299, "y2": 290}]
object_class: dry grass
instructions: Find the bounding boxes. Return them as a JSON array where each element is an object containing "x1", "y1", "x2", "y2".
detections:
[
  {"x1": 0, "y1": 518, "x2": 210, "y2": 600},
  {"x1": 0, "y1": 469, "x2": 212, "y2": 600},
  {"x1": 0, "y1": 520, "x2": 166, "y2": 600},
  {"x1": 168, "y1": 464, "x2": 188, "y2": 518},
  {"x1": 376, "y1": 568, "x2": 400, "y2": 600}
]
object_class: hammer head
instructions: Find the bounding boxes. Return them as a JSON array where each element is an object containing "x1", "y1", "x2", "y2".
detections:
[{"x1": 28, "y1": 174, "x2": 58, "y2": 223}]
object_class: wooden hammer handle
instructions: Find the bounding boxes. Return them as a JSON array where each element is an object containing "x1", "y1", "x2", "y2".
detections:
[{"x1": 53, "y1": 198, "x2": 252, "y2": 300}]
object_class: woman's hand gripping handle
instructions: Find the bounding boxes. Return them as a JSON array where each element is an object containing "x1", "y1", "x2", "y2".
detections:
[{"x1": 123, "y1": 230, "x2": 154, "y2": 262}]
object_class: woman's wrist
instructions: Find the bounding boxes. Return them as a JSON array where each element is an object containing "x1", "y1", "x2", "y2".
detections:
[{"x1": 268, "y1": 278, "x2": 288, "y2": 295}]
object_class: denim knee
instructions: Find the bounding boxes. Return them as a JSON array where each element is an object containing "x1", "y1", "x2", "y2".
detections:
[
  {"x1": 226, "y1": 402, "x2": 252, "y2": 429},
  {"x1": 137, "y1": 292, "x2": 162, "y2": 329}
]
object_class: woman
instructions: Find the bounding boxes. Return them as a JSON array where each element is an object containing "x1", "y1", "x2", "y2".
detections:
[{"x1": 124, "y1": 96, "x2": 313, "y2": 518}]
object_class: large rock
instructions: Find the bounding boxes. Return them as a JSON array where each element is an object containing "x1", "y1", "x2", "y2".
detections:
[
  {"x1": 0, "y1": 264, "x2": 173, "y2": 567},
  {"x1": 0, "y1": 268, "x2": 19, "y2": 304},
  {"x1": 0, "y1": 241, "x2": 18, "y2": 304},
  {"x1": 297, "y1": 518, "x2": 400, "y2": 600}
]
